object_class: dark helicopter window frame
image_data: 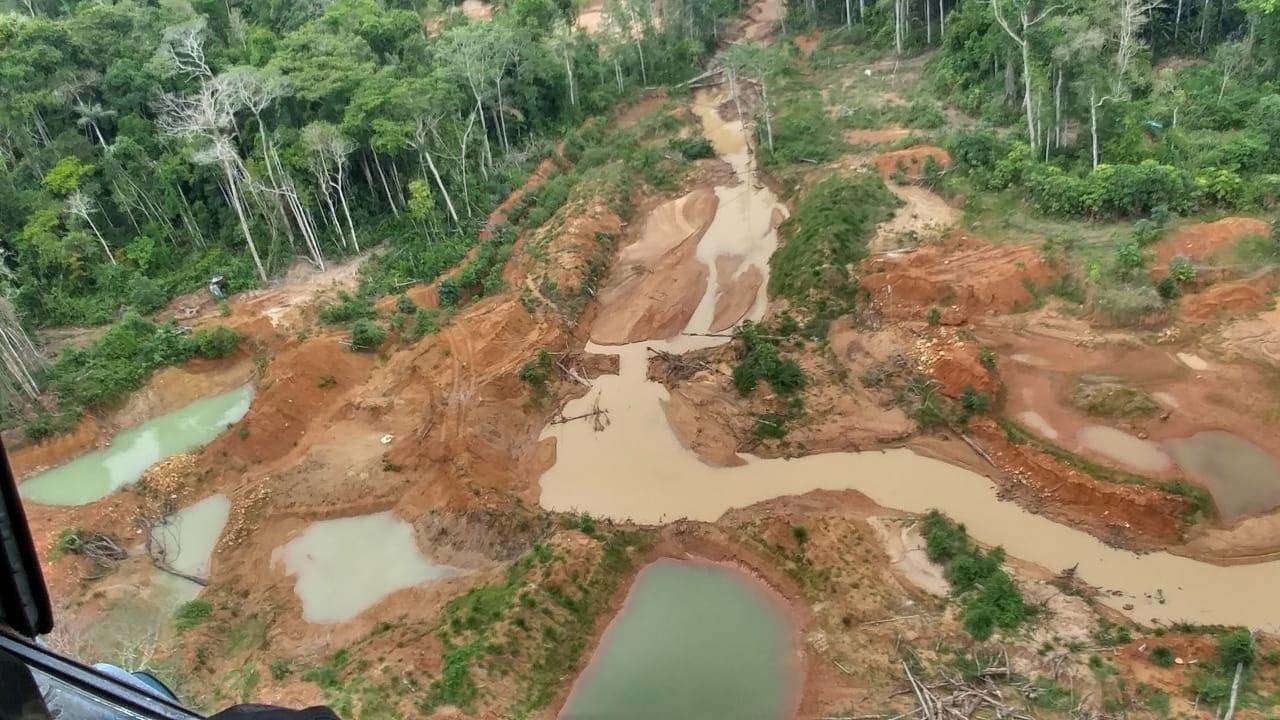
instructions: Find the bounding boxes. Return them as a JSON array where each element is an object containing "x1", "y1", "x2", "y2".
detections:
[{"x1": 0, "y1": 439, "x2": 201, "y2": 719}]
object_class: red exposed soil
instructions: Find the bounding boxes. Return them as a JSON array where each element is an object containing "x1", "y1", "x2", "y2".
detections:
[
  {"x1": 922, "y1": 342, "x2": 997, "y2": 399},
  {"x1": 860, "y1": 234, "x2": 1054, "y2": 322},
  {"x1": 1179, "y1": 275, "x2": 1274, "y2": 323},
  {"x1": 955, "y1": 418, "x2": 1191, "y2": 549},
  {"x1": 793, "y1": 30, "x2": 822, "y2": 58},
  {"x1": 590, "y1": 188, "x2": 719, "y2": 344},
  {"x1": 1154, "y1": 217, "x2": 1272, "y2": 268},
  {"x1": 870, "y1": 145, "x2": 951, "y2": 180},
  {"x1": 845, "y1": 127, "x2": 912, "y2": 145}
]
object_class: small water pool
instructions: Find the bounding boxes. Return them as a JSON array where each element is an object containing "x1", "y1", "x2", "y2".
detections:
[
  {"x1": 275, "y1": 512, "x2": 456, "y2": 624},
  {"x1": 151, "y1": 494, "x2": 231, "y2": 578},
  {"x1": 1077, "y1": 425, "x2": 1172, "y2": 474},
  {"x1": 1165, "y1": 431, "x2": 1280, "y2": 520},
  {"x1": 20, "y1": 385, "x2": 253, "y2": 506},
  {"x1": 560, "y1": 559, "x2": 798, "y2": 720}
]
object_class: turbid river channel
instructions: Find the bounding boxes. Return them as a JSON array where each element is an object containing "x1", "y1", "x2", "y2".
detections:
[
  {"x1": 560, "y1": 559, "x2": 798, "y2": 720},
  {"x1": 539, "y1": 87, "x2": 1280, "y2": 632}
]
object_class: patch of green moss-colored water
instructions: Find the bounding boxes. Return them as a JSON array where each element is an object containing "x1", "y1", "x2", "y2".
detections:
[
  {"x1": 560, "y1": 559, "x2": 797, "y2": 720},
  {"x1": 20, "y1": 386, "x2": 253, "y2": 506}
]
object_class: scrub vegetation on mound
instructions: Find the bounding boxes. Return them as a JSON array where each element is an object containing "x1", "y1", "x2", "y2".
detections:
[
  {"x1": 22, "y1": 313, "x2": 241, "y2": 440},
  {"x1": 1070, "y1": 376, "x2": 1160, "y2": 419},
  {"x1": 920, "y1": 511, "x2": 1034, "y2": 641},
  {"x1": 770, "y1": 170, "x2": 900, "y2": 334}
]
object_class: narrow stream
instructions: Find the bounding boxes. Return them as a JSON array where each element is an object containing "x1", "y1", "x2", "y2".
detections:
[
  {"x1": 538, "y1": 87, "x2": 1280, "y2": 631},
  {"x1": 20, "y1": 385, "x2": 253, "y2": 506}
]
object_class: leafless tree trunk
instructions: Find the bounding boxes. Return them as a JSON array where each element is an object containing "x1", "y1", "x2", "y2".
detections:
[{"x1": 992, "y1": 0, "x2": 1061, "y2": 151}]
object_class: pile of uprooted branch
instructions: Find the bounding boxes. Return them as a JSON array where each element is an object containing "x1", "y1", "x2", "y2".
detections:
[
  {"x1": 135, "y1": 501, "x2": 208, "y2": 586},
  {"x1": 647, "y1": 346, "x2": 711, "y2": 383},
  {"x1": 551, "y1": 393, "x2": 610, "y2": 432},
  {"x1": 899, "y1": 656, "x2": 1034, "y2": 720},
  {"x1": 58, "y1": 530, "x2": 129, "y2": 579}
]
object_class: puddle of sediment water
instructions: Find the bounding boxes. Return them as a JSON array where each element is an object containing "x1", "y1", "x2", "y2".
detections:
[
  {"x1": 1165, "y1": 431, "x2": 1280, "y2": 521},
  {"x1": 560, "y1": 559, "x2": 797, "y2": 720},
  {"x1": 1177, "y1": 352, "x2": 1210, "y2": 371},
  {"x1": 685, "y1": 87, "x2": 783, "y2": 333},
  {"x1": 20, "y1": 386, "x2": 254, "y2": 507},
  {"x1": 1017, "y1": 411, "x2": 1059, "y2": 440},
  {"x1": 275, "y1": 512, "x2": 456, "y2": 624},
  {"x1": 150, "y1": 494, "x2": 231, "y2": 578},
  {"x1": 1010, "y1": 353, "x2": 1051, "y2": 367},
  {"x1": 542, "y1": 85, "x2": 1280, "y2": 632},
  {"x1": 1076, "y1": 425, "x2": 1173, "y2": 473}
]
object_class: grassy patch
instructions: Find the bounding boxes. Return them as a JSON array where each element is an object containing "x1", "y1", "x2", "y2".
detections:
[
  {"x1": 418, "y1": 522, "x2": 654, "y2": 717},
  {"x1": 174, "y1": 599, "x2": 213, "y2": 632},
  {"x1": 1070, "y1": 376, "x2": 1160, "y2": 418},
  {"x1": 26, "y1": 313, "x2": 240, "y2": 440}
]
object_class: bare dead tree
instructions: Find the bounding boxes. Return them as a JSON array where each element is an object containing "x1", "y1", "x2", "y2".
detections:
[
  {"x1": 0, "y1": 297, "x2": 43, "y2": 408},
  {"x1": 65, "y1": 191, "x2": 116, "y2": 265}
]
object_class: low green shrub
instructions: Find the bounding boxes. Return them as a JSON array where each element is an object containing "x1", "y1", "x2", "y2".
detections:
[
  {"x1": 731, "y1": 323, "x2": 805, "y2": 396},
  {"x1": 1092, "y1": 283, "x2": 1165, "y2": 325},
  {"x1": 1150, "y1": 645, "x2": 1176, "y2": 667},
  {"x1": 921, "y1": 511, "x2": 1033, "y2": 641},
  {"x1": 669, "y1": 136, "x2": 716, "y2": 160},
  {"x1": 960, "y1": 386, "x2": 991, "y2": 415},
  {"x1": 189, "y1": 326, "x2": 241, "y2": 360},
  {"x1": 437, "y1": 278, "x2": 461, "y2": 308},
  {"x1": 349, "y1": 320, "x2": 387, "y2": 352},
  {"x1": 174, "y1": 599, "x2": 213, "y2": 631},
  {"x1": 318, "y1": 291, "x2": 376, "y2": 325}
]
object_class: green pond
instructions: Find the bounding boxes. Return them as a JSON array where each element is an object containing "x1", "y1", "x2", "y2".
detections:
[
  {"x1": 20, "y1": 386, "x2": 254, "y2": 506},
  {"x1": 560, "y1": 559, "x2": 798, "y2": 720}
]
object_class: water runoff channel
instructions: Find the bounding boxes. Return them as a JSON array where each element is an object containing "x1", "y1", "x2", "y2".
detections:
[{"x1": 538, "y1": 85, "x2": 1280, "y2": 637}]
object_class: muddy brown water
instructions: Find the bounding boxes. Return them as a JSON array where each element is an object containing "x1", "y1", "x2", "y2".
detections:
[
  {"x1": 539, "y1": 86, "x2": 1280, "y2": 632},
  {"x1": 1166, "y1": 431, "x2": 1280, "y2": 521},
  {"x1": 1076, "y1": 425, "x2": 1174, "y2": 474}
]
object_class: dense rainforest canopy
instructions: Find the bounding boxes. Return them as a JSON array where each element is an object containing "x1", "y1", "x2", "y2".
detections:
[
  {"x1": 3, "y1": 0, "x2": 1280, "y2": 426},
  {"x1": 0, "y1": 0, "x2": 733, "y2": 330}
]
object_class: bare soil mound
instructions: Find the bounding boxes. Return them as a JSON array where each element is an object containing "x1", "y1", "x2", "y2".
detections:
[
  {"x1": 1154, "y1": 217, "x2": 1271, "y2": 268},
  {"x1": 845, "y1": 127, "x2": 911, "y2": 145},
  {"x1": 591, "y1": 188, "x2": 719, "y2": 344},
  {"x1": 872, "y1": 184, "x2": 959, "y2": 252},
  {"x1": 958, "y1": 418, "x2": 1191, "y2": 549},
  {"x1": 1180, "y1": 276, "x2": 1272, "y2": 323},
  {"x1": 1218, "y1": 305, "x2": 1280, "y2": 368},
  {"x1": 650, "y1": 335, "x2": 914, "y2": 467},
  {"x1": 861, "y1": 235, "x2": 1053, "y2": 321},
  {"x1": 870, "y1": 145, "x2": 951, "y2": 180},
  {"x1": 793, "y1": 30, "x2": 822, "y2": 58}
]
